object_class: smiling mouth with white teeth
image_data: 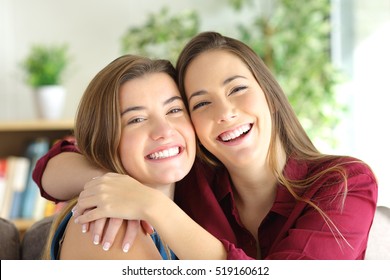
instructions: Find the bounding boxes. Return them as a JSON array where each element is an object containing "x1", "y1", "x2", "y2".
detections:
[
  {"x1": 146, "y1": 146, "x2": 181, "y2": 160},
  {"x1": 218, "y1": 124, "x2": 252, "y2": 142}
]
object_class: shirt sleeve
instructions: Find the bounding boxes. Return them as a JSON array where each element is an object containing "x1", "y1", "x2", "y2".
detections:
[
  {"x1": 220, "y1": 239, "x2": 255, "y2": 260},
  {"x1": 32, "y1": 138, "x2": 79, "y2": 203},
  {"x1": 266, "y1": 162, "x2": 378, "y2": 260}
]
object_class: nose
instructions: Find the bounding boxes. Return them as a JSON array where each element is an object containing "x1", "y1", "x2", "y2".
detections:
[
  {"x1": 214, "y1": 99, "x2": 238, "y2": 124},
  {"x1": 150, "y1": 118, "x2": 175, "y2": 141}
]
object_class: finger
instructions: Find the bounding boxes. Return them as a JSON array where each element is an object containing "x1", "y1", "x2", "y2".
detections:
[
  {"x1": 141, "y1": 220, "x2": 154, "y2": 235},
  {"x1": 74, "y1": 195, "x2": 100, "y2": 216},
  {"x1": 71, "y1": 204, "x2": 90, "y2": 233},
  {"x1": 81, "y1": 222, "x2": 89, "y2": 233},
  {"x1": 101, "y1": 218, "x2": 123, "y2": 251},
  {"x1": 122, "y1": 220, "x2": 141, "y2": 253},
  {"x1": 91, "y1": 218, "x2": 107, "y2": 245}
]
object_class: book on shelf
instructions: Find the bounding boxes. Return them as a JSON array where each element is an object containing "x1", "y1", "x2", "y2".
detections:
[
  {"x1": 21, "y1": 138, "x2": 50, "y2": 220},
  {"x1": 0, "y1": 159, "x2": 7, "y2": 213},
  {"x1": 0, "y1": 156, "x2": 30, "y2": 219},
  {"x1": 0, "y1": 136, "x2": 72, "y2": 221},
  {"x1": 9, "y1": 156, "x2": 31, "y2": 219}
]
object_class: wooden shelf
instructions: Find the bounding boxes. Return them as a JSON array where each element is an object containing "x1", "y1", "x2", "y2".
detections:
[
  {"x1": 0, "y1": 119, "x2": 74, "y2": 131},
  {"x1": 0, "y1": 120, "x2": 73, "y2": 237},
  {"x1": 0, "y1": 119, "x2": 74, "y2": 157}
]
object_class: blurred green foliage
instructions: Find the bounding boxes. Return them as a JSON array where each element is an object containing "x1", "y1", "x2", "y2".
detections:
[
  {"x1": 22, "y1": 44, "x2": 69, "y2": 88},
  {"x1": 121, "y1": 7, "x2": 199, "y2": 63},
  {"x1": 230, "y1": 0, "x2": 346, "y2": 147},
  {"x1": 121, "y1": 0, "x2": 345, "y2": 148}
]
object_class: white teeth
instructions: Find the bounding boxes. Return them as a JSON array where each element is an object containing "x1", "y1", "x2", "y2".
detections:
[
  {"x1": 220, "y1": 124, "x2": 251, "y2": 142},
  {"x1": 148, "y1": 147, "x2": 180, "y2": 159}
]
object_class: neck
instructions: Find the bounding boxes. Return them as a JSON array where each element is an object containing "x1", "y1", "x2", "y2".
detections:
[
  {"x1": 227, "y1": 140, "x2": 286, "y2": 206},
  {"x1": 229, "y1": 161, "x2": 276, "y2": 203}
]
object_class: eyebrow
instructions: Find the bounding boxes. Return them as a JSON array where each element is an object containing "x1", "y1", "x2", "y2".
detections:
[
  {"x1": 223, "y1": 75, "x2": 246, "y2": 85},
  {"x1": 187, "y1": 75, "x2": 247, "y2": 103},
  {"x1": 121, "y1": 95, "x2": 183, "y2": 116}
]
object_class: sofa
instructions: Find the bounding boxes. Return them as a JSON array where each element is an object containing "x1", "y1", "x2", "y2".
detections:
[
  {"x1": 0, "y1": 215, "x2": 54, "y2": 260},
  {"x1": 1, "y1": 206, "x2": 389, "y2": 260}
]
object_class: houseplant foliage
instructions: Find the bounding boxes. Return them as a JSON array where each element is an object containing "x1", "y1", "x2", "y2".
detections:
[
  {"x1": 120, "y1": 1, "x2": 343, "y2": 148},
  {"x1": 228, "y1": 0, "x2": 345, "y2": 148},
  {"x1": 121, "y1": 7, "x2": 199, "y2": 63},
  {"x1": 21, "y1": 44, "x2": 70, "y2": 119},
  {"x1": 22, "y1": 44, "x2": 69, "y2": 88}
]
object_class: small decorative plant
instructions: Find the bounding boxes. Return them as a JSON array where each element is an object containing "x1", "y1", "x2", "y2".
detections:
[{"x1": 22, "y1": 44, "x2": 69, "y2": 88}]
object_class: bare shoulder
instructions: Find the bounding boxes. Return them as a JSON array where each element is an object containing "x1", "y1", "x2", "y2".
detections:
[{"x1": 60, "y1": 216, "x2": 162, "y2": 260}]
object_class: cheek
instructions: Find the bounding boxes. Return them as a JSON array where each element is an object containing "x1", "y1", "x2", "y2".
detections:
[
  {"x1": 241, "y1": 93, "x2": 260, "y2": 110},
  {"x1": 176, "y1": 119, "x2": 196, "y2": 149},
  {"x1": 119, "y1": 131, "x2": 139, "y2": 161},
  {"x1": 189, "y1": 113, "x2": 204, "y2": 133},
  {"x1": 184, "y1": 124, "x2": 196, "y2": 144},
  {"x1": 190, "y1": 116, "x2": 212, "y2": 146}
]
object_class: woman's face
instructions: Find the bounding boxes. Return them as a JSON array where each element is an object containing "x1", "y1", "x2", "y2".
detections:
[
  {"x1": 119, "y1": 72, "x2": 196, "y2": 187},
  {"x1": 183, "y1": 50, "x2": 272, "y2": 170}
]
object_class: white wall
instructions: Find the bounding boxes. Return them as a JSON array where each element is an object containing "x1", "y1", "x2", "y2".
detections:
[
  {"x1": 331, "y1": 0, "x2": 390, "y2": 207},
  {"x1": 0, "y1": 0, "x2": 246, "y2": 121}
]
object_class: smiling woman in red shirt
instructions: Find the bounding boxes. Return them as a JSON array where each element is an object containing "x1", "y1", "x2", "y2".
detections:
[{"x1": 33, "y1": 32, "x2": 377, "y2": 260}]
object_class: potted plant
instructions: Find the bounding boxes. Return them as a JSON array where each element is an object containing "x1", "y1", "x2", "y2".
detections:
[{"x1": 22, "y1": 44, "x2": 70, "y2": 119}]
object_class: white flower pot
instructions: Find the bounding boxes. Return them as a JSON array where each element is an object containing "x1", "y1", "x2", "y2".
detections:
[{"x1": 34, "y1": 85, "x2": 66, "y2": 120}]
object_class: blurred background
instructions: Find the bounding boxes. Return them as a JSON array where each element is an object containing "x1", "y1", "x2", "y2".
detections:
[{"x1": 0, "y1": 0, "x2": 389, "y2": 206}]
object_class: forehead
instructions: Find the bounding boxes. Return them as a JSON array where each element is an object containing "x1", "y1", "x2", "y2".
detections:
[
  {"x1": 185, "y1": 50, "x2": 252, "y2": 86},
  {"x1": 119, "y1": 72, "x2": 179, "y2": 104},
  {"x1": 191, "y1": 49, "x2": 244, "y2": 68}
]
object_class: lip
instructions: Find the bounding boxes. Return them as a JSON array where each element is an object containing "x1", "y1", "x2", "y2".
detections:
[
  {"x1": 145, "y1": 145, "x2": 184, "y2": 161},
  {"x1": 216, "y1": 123, "x2": 253, "y2": 145}
]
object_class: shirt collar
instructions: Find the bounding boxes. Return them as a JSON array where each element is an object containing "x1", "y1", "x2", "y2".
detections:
[{"x1": 212, "y1": 156, "x2": 310, "y2": 217}]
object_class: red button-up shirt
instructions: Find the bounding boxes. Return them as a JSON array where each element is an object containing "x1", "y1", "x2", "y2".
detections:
[{"x1": 33, "y1": 140, "x2": 378, "y2": 259}]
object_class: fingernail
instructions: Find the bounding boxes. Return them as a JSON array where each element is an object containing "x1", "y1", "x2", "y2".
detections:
[
  {"x1": 81, "y1": 224, "x2": 87, "y2": 233},
  {"x1": 71, "y1": 207, "x2": 76, "y2": 214},
  {"x1": 93, "y1": 234, "x2": 100, "y2": 245},
  {"x1": 74, "y1": 218, "x2": 79, "y2": 224},
  {"x1": 123, "y1": 243, "x2": 130, "y2": 253},
  {"x1": 103, "y1": 242, "x2": 111, "y2": 251}
]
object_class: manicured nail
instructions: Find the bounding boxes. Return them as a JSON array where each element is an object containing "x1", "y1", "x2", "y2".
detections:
[
  {"x1": 123, "y1": 243, "x2": 130, "y2": 253},
  {"x1": 81, "y1": 224, "x2": 87, "y2": 233},
  {"x1": 93, "y1": 234, "x2": 100, "y2": 245},
  {"x1": 74, "y1": 217, "x2": 79, "y2": 224},
  {"x1": 103, "y1": 242, "x2": 111, "y2": 251}
]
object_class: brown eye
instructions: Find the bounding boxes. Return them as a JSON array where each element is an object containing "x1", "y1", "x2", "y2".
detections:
[
  {"x1": 168, "y1": 108, "x2": 183, "y2": 114},
  {"x1": 230, "y1": 86, "x2": 248, "y2": 95},
  {"x1": 192, "y1": 101, "x2": 210, "y2": 111},
  {"x1": 127, "y1": 117, "x2": 146, "y2": 125}
]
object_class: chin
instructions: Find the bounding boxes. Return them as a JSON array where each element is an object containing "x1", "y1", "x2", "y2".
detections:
[
  {"x1": 158, "y1": 171, "x2": 189, "y2": 184},
  {"x1": 223, "y1": 153, "x2": 257, "y2": 168}
]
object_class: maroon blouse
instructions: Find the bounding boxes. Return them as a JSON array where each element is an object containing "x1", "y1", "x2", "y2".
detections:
[{"x1": 33, "y1": 140, "x2": 378, "y2": 259}]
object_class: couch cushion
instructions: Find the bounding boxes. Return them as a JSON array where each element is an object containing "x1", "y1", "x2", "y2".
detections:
[
  {"x1": 20, "y1": 215, "x2": 55, "y2": 260},
  {"x1": 0, "y1": 217, "x2": 20, "y2": 259},
  {"x1": 365, "y1": 206, "x2": 390, "y2": 259}
]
